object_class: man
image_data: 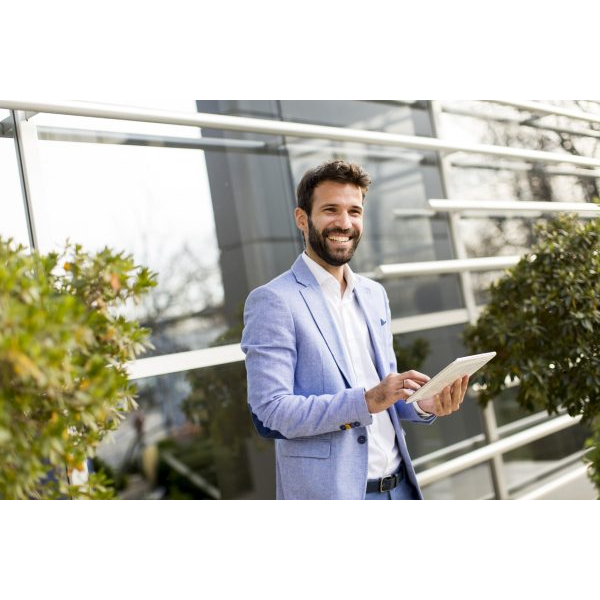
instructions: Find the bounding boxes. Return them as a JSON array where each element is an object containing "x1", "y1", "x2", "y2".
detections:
[{"x1": 241, "y1": 160, "x2": 469, "y2": 500}]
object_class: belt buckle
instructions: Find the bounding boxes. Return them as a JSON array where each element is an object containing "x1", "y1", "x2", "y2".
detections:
[{"x1": 379, "y1": 475, "x2": 394, "y2": 493}]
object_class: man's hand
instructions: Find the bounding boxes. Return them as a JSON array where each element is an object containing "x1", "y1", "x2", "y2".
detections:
[
  {"x1": 365, "y1": 370, "x2": 430, "y2": 414},
  {"x1": 416, "y1": 375, "x2": 470, "y2": 416}
]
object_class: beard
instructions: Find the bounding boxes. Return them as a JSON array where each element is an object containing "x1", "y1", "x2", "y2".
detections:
[{"x1": 307, "y1": 216, "x2": 361, "y2": 267}]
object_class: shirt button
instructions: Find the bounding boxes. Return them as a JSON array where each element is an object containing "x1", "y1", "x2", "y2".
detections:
[
  {"x1": 357, "y1": 435, "x2": 367, "y2": 444},
  {"x1": 353, "y1": 422, "x2": 360, "y2": 427},
  {"x1": 339, "y1": 425, "x2": 346, "y2": 431}
]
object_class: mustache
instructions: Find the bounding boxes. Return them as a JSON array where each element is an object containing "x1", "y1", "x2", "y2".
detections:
[{"x1": 322, "y1": 227, "x2": 357, "y2": 238}]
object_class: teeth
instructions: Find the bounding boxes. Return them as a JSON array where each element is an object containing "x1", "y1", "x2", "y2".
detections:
[{"x1": 328, "y1": 236, "x2": 350, "y2": 242}]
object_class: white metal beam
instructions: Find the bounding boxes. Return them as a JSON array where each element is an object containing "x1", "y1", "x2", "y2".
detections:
[
  {"x1": 374, "y1": 256, "x2": 520, "y2": 279},
  {"x1": 516, "y1": 464, "x2": 590, "y2": 500},
  {"x1": 126, "y1": 343, "x2": 245, "y2": 380},
  {"x1": 417, "y1": 414, "x2": 582, "y2": 487},
  {"x1": 428, "y1": 199, "x2": 600, "y2": 217},
  {"x1": 441, "y1": 102, "x2": 600, "y2": 138},
  {"x1": 2, "y1": 100, "x2": 600, "y2": 168},
  {"x1": 488, "y1": 100, "x2": 600, "y2": 125},
  {"x1": 126, "y1": 308, "x2": 475, "y2": 380},
  {"x1": 390, "y1": 308, "x2": 469, "y2": 335},
  {"x1": 449, "y1": 157, "x2": 600, "y2": 179}
]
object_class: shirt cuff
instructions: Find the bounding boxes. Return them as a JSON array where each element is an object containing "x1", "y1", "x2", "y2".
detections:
[{"x1": 413, "y1": 401, "x2": 432, "y2": 418}]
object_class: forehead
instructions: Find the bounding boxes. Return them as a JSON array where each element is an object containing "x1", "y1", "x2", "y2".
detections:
[{"x1": 312, "y1": 181, "x2": 364, "y2": 209}]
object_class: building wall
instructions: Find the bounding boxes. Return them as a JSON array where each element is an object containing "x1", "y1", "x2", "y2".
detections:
[{"x1": 0, "y1": 100, "x2": 596, "y2": 499}]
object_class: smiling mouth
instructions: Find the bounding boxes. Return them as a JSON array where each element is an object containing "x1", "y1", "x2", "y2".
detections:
[{"x1": 327, "y1": 235, "x2": 352, "y2": 243}]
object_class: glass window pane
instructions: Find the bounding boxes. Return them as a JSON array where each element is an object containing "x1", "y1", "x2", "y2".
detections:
[
  {"x1": 29, "y1": 111, "x2": 228, "y2": 356},
  {"x1": 197, "y1": 100, "x2": 464, "y2": 321},
  {"x1": 96, "y1": 362, "x2": 274, "y2": 500}
]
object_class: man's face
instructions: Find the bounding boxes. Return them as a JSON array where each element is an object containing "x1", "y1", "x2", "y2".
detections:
[{"x1": 295, "y1": 181, "x2": 364, "y2": 267}]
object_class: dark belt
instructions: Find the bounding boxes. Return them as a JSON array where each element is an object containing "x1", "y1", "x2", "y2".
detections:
[{"x1": 366, "y1": 463, "x2": 406, "y2": 494}]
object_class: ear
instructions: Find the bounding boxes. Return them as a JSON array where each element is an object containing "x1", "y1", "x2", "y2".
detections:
[{"x1": 294, "y1": 207, "x2": 308, "y2": 239}]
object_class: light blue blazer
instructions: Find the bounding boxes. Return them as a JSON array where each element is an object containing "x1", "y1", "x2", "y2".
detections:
[{"x1": 241, "y1": 255, "x2": 435, "y2": 499}]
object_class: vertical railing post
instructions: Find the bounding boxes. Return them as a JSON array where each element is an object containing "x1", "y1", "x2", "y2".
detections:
[
  {"x1": 12, "y1": 110, "x2": 44, "y2": 250},
  {"x1": 427, "y1": 100, "x2": 510, "y2": 499}
]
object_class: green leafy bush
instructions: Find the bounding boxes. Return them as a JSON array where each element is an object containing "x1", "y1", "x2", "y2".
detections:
[
  {"x1": 0, "y1": 238, "x2": 156, "y2": 499},
  {"x1": 464, "y1": 214, "x2": 600, "y2": 495}
]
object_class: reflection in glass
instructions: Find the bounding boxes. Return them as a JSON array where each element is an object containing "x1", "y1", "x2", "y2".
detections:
[
  {"x1": 96, "y1": 360, "x2": 275, "y2": 500},
  {"x1": 28, "y1": 116, "x2": 226, "y2": 355}
]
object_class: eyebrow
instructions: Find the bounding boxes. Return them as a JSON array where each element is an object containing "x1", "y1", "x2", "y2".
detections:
[{"x1": 320, "y1": 204, "x2": 363, "y2": 212}]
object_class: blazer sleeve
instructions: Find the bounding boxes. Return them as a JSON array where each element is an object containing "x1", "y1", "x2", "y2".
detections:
[
  {"x1": 241, "y1": 286, "x2": 373, "y2": 439},
  {"x1": 380, "y1": 284, "x2": 436, "y2": 425}
]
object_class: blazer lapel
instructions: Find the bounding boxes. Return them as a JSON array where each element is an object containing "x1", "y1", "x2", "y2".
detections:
[
  {"x1": 354, "y1": 284, "x2": 388, "y2": 380},
  {"x1": 292, "y1": 256, "x2": 356, "y2": 388}
]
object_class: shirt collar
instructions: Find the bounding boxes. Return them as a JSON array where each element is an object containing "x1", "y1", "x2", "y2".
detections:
[{"x1": 301, "y1": 252, "x2": 356, "y2": 295}]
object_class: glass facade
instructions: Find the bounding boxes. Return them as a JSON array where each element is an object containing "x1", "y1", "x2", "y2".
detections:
[
  {"x1": 97, "y1": 363, "x2": 274, "y2": 500},
  {"x1": 2, "y1": 100, "x2": 596, "y2": 500},
  {"x1": 28, "y1": 109, "x2": 228, "y2": 356}
]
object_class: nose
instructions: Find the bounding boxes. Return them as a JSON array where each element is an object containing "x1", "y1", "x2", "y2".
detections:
[{"x1": 334, "y1": 211, "x2": 352, "y2": 231}]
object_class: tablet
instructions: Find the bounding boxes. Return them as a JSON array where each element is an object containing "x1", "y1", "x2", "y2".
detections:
[{"x1": 405, "y1": 351, "x2": 496, "y2": 403}]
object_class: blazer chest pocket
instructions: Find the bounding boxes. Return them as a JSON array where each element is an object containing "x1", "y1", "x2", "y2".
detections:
[{"x1": 280, "y1": 439, "x2": 331, "y2": 459}]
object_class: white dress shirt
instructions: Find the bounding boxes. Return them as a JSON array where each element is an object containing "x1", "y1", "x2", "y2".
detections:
[{"x1": 301, "y1": 252, "x2": 403, "y2": 479}]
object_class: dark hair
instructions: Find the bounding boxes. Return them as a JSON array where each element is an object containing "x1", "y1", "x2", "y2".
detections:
[{"x1": 296, "y1": 160, "x2": 371, "y2": 215}]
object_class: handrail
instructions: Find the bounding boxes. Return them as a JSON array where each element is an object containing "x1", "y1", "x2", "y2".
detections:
[
  {"x1": 126, "y1": 344, "x2": 245, "y2": 380},
  {"x1": 412, "y1": 409, "x2": 562, "y2": 469},
  {"x1": 428, "y1": 199, "x2": 600, "y2": 216},
  {"x1": 441, "y1": 103, "x2": 600, "y2": 139},
  {"x1": 450, "y1": 157, "x2": 600, "y2": 179},
  {"x1": 34, "y1": 125, "x2": 267, "y2": 151},
  {"x1": 417, "y1": 413, "x2": 581, "y2": 487},
  {"x1": 516, "y1": 464, "x2": 590, "y2": 500},
  {"x1": 2, "y1": 100, "x2": 600, "y2": 168},
  {"x1": 488, "y1": 100, "x2": 600, "y2": 125},
  {"x1": 126, "y1": 308, "x2": 474, "y2": 380},
  {"x1": 374, "y1": 256, "x2": 520, "y2": 279}
]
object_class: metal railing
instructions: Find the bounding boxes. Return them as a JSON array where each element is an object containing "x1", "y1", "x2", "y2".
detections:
[
  {"x1": 416, "y1": 413, "x2": 582, "y2": 487},
  {"x1": 516, "y1": 463, "x2": 590, "y2": 500},
  {"x1": 2, "y1": 100, "x2": 600, "y2": 168},
  {"x1": 428, "y1": 199, "x2": 600, "y2": 216},
  {"x1": 375, "y1": 256, "x2": 520, "y2": 279},
  {"x1": 412, "y1": 409, "x2": 562, "y2": 470},
  {"x1": 126, "y1": 308, "x2": 475, "y2": 380},
  {"x1": 441, "y1": 102, "x2": 600, "y2": 139},
  {"x1": 488, "y1": 100, "x2": 600, "y2": 125}
]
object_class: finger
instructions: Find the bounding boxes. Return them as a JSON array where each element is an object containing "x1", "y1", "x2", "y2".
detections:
[
  {"x1": 399, "y1": 388, "x2": 415, "y2": 400},
  {"x1": 441, "y1": 385, "x2": 454, "y2": 415},
  {"x1": 461, "y1": 375, "x2": 470, "y2": 399},
  {"x1": 450, "y1": 380, "x2": 461, "y2": 411},
  {"x1": 400, "y1": 370, "x2": 431, "y2": 384},
  {"x1": 446, "y1": 378, "x2": 460, "y2": 410},
  {"x1": 402, "y1": 378, "x2": 422, "y2": 391},
  {"x1": 434, "y1": 392, "x2": 443, "y2": 415}
]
